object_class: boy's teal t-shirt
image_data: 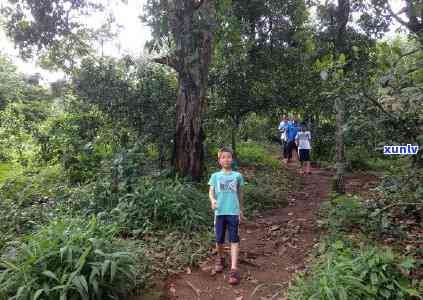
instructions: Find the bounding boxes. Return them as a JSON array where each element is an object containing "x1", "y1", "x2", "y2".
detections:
[{"x1": 208, "y1": 170, "x2": 245, "y2": 216}]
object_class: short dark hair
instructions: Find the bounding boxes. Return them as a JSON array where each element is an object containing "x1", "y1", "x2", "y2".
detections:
[{"x1": 218, "y1": 147, "x2": 233, "y2": 159}]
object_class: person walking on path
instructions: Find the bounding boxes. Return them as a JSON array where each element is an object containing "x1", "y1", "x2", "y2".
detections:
[
  {"x1": 286, "y1": 117, "x2": 299, "y2": 163},
  {"x1": 278, "y1": 115, "x2": 288, "y2": 163},
  {"x1": 296, "y1": 124, "x2": 312, "y2": 174},
  {"x1": 208, "y1": 147, "x2": 245, "y2": 285}
]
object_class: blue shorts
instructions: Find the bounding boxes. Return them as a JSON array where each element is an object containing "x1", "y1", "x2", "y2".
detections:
[{"x1": 214, "y1": 215, "x2": 240, "y2": 244}]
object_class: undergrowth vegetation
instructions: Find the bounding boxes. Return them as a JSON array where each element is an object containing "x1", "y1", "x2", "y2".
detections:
[
  {"x1": 289, "y1": 241, "x2": 420, "y2": 300},
  {"x1": 0, "y1": 218, "x2": 137, "y2": 300},
  {"x1": 287, "y1": 160, "x2": 423, "y2": 299},
  {"x1": 0, "y1": 78, "x2": 291, "y2": 298}
]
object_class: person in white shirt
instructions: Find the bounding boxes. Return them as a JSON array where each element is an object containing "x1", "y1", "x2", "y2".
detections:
[
  {"x1": 278, "y1": 115, "x2": 288, "y2": 163},
  {"x1": 295, "y1": 124, "x2": 311, "y2": 174}
]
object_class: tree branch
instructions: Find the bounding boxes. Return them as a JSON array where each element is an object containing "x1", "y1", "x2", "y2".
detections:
[
  {"x1": 361, "y1": 89, "x2": 401, "y2": 121},
  {"x1": 393, "y1": 48, "x2": 421, "y2": 68},
  {"x1": 386, "y1": 1, "x2": 410, "y2": 30},
  {"x1": 152, "y1": 55, "x2": 179, "y2": 71},
  {"x1": 372, "y1": 202, "x2": 423, "y2": 216}
]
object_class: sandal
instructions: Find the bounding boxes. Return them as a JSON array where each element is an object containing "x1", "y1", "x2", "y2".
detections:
[
  {"x1": 228, "y1": 269, "x2": 240, "y2": 285},
  {"x1": 214, "y1": 256, "x2": 224, "y2": 273}
]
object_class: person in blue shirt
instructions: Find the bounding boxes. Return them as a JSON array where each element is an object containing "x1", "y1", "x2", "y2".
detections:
[
  {"x1": 208, "y1": 147, "x2": 245, "y2": 285},
  {"x1": 286, "y1": 116, "x2": 299, "y2": 163}
]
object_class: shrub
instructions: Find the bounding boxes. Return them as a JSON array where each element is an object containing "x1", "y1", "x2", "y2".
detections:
[
  {"x1": 0, "y1": 164, "x2": 65, "y2": 204},
  {"x1": 108, "y1": 178, "x2": 211, "y2": 235},
  {"x1": 319, "y1": 194, "x2": 369, "y2": 233},
  {"x1": 0, "y1": 165, "x2": 67, "y2": 251},
  {"x1": 288, "y1": 242, "x2": 421, "y2": 300},
  {"x1": 237, "y1": 142, "x2": 280, "y2": 169},
  {"x1": 0, "y1": 217, "x2": 136, "y2": 300},
  {"x1": 243, "y1": 168, "x2": 290, "y2": 217}
]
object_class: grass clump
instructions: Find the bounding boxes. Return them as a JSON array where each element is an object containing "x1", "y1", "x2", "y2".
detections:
[
  {"x1": 0, "y1": 217, "x2": 137, "y2": 300},
  {"x1": 237, "y1": 142, "x2": 280, "y2": 169},
  {"x1": 288, "y1": 242, "x2": 421, "y2": 300}
]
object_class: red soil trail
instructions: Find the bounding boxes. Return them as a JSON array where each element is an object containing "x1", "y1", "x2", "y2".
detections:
[{"x1": 163, "y1": 162, "x2": 334, "y2": 300}]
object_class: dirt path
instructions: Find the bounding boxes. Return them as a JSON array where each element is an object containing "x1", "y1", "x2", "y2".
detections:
[{"x1": 163, "y1": 162, "x2": 334, "y2": 300}]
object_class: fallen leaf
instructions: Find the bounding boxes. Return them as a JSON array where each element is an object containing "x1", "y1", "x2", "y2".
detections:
[
  {"x1": 236, "y1": 296, "x2": 244, "y2": 300},
  {"x1": 270, "y1": 225, "x2": 280, "y2": 231},
  {"x1": 201, "y1": 265, "x2": 211, "y2": 272},
  {"x1": 186, "y1": 267, "x2": 191, "y2": 274}
]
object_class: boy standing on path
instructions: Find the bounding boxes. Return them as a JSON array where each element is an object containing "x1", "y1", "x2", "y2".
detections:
[
  {"x1": 295, "y1": 124, "x2": 312, "y2": 174},
  {"x1": 208, "y1": 147, "x2": 245, "y2": 285}
]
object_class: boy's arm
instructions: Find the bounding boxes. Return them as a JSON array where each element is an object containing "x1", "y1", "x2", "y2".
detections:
[
  {"x1": 238, "y1": 183, "x2": 245, "y2": 221},
  {"x1": 209, "y1": 186, "x2": 217, "y2": 209}
]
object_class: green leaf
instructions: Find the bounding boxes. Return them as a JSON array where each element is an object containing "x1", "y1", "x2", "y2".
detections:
[
  {"x1": 110, "y1": 261, "x2": 117, "y2": 282},
  {"x1": 33, "y1": 289, "x2": 44, "y2": 300},
  {"x1": 399, "y1": 257, "x2": 415, "y2": 270},
  {"x1": 42, "y1": 270, "x2": 59, "y2": 282},
  {"x1": 16, "y1": 286, "x2": 27, "y2": 299},
  {"x1": 370, "y1": 273, "x2": 379, "y2": 285},
  {"x1": 72, "y1": 275, "x2": 89, "y2": 300},
  {"x1": 0, "y1": 260, "x2": 18, "y2": 270},
  {"x1": 101, "y1": 259, "x2": 111, "y2": 279},
  {"x1": 333, "y1": 240, "x2": 344, "y2": 250}
]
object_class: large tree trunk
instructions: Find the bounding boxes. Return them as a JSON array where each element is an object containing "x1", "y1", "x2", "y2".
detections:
[
  {"x1": 173, "y1": 71, "x2": 207, "y2": 180},
  {"x1": 334, "y1": 96, "x2": 346, "y2": 193},
  {"x1": 333, "y1": 0, "x2": 350, "y2": 193},
  {"x1": 154, "y1": 0, "x2": 214, "y2": 181}
]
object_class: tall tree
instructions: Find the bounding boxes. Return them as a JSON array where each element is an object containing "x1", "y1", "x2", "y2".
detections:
[
  {"x1": 1, "y1": 0, "x2": 111, "y2": 73},
  {"x1": 333, "y1": 0, "x2": 350, "y2": 194},
  {"x1": 144, "y1": 0, "x2": 215, "y2": 180}
]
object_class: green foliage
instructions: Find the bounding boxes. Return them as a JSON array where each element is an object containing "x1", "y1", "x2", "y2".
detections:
[
  {"x1": 106, "y1": 177, "x2": 211, "y2": 235},
  {"x1": 320, "y1": 194, "x2": 370, "y2": 233},
  {"x1": 0, "y1": 164, "x2": 65, "y2": 204},
  {"x1": 75, "y1": 58, "x2": 177, "y2": 168},
  {"x1": 0, "y1": 55, "x2": 25, "y2": 109},
  {"x1": 243, "y1": 165, "x2": 290, "y2": 217},
  {"x1": 288, "y1": 243, "x2": 420, "y2": 300},
  {"x1": 0, "y1": 162, "x2": 22, "y2": 185},
  {"x1": 0, "y1": 165, "x2": 67, "y2": 251},
  {"x1": 0, "y1": 217, "x2": 136, "y2": 300},
  {"x1": 38, "y1": 95, "x2": 117, "y2": 184},
  {"x1": 237, "y1": 141, "x2": 280, "y2": 169},
  {"x1": 322, "y1": 164, "x2": 423, "y2": 238},
  {"x1": 0, "y1": 102, "x2": 42, "y2": 164}
]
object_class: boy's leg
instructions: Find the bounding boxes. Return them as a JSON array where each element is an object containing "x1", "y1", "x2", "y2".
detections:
[
  {"x1": 230, "y1": 242, "x2": 240, "y2": 270},
  {"x1": 216, "y1": 243, "x2": 225, "y2": 257},
  {"x1": 298, "y1": 149, "x2": 303, "y2": 173},
  {"x1": 214, "y1": 216, "x2": 227, "y2": 272},
  {"x1": 283, "y1": 141, "x2": 288, "y2": 163},
  {"x1": 305, "y1": 150, "x2": 311, "y2": 173},
  {"x1": 227, "y1": 215, "x2": 241, "y2": 284},
  {"x1": 287, "y1": 141, "x2": 293, "y2": 162},
  {"x1": 227, "y1": 215, "x2": 240, "y2": 267},
  {"x1": 294, "y1": 144, "x2": 299, "y2": 162}
]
